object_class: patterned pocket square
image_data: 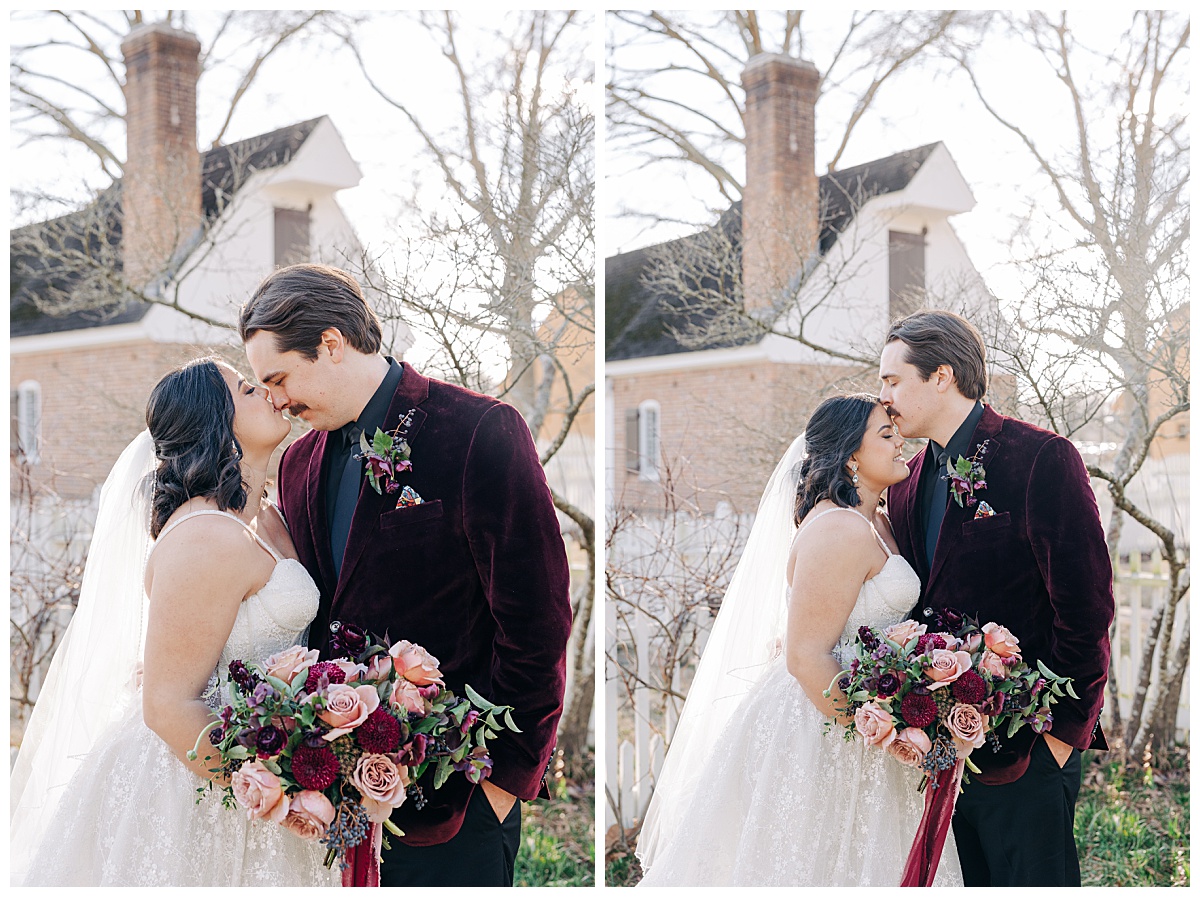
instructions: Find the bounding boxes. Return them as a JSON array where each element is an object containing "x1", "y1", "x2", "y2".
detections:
[
  {"x1": 395, "y1": 486, "x2": 424, "y2": 509},
  {"x1": 974, "y1": 500, "x2": 996, "y2": 519}
]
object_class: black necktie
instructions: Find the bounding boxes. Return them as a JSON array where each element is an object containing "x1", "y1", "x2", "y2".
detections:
[
  {"x1": 330, "y1": 426, "x2": 363, "y2": 579},
  {"x1": 925, "y1": 449, "x2": 950, "y2": 568}
]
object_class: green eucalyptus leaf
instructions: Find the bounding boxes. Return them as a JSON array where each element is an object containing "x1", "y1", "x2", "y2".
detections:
[
  {"x1": 464, "y1": 683, "x2": 498, "y2": 711},
  {"x1": 503, "y1": 708, "x2": 522, "y2": 733},
  {"x1": 433, "y1": 756, "x2": 452, "y2": 790},
  {"x1": 1065, "y1": 681, "x2": 1079, "y2": 700},
  {"x1": 262, "y1": 758, "x2": 283, "y2": 775}
]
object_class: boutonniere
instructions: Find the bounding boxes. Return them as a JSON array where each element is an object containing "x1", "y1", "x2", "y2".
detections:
[
  {"x1": 944, "y1": 439, "x2": 991, "y2": 511},
  {"x1": 355, "y1": 409, "x2": 415, "y2": 494}
]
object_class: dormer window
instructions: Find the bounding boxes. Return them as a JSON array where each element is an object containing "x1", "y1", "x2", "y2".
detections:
[
  {"x1": 274, "y1": 207, "x2": 311, "y2": 267},
  {"x1": 889, "y1": 230, "x2": 926, "y2": 319}
]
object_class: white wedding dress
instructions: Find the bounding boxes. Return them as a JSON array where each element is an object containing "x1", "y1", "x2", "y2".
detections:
[
  {"x1": 21, "y1": 511, "x2": 339, "y2": 887},
  {"x1": 638, "y1": 508, "x2": 963, "y2": 887}
]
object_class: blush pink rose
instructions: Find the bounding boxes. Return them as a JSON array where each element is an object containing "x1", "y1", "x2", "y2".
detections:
[
  {"x1": 883, "y1": 620, "x2": 927, "y2": 649},
  {"x1": 281, "y1": 789, "x2": 336, "y2": 840},
  {"x1": 360, "y1": 795, "x2": 397, "y2": 824},
  {"x1": 924, "y1": 649, "x2": 974, "y2": 690},
  {"x1": 231, "y1": 760, "x2": 290, "y2": 823},
  {"x1": 365, "y1": 653, "x2": 394, "y2": 681},
  {"x1": 854, "y1": 701, "x2": 897, "y2": 749},
  {"x1": 390, "y1": 640, "x2": 444, "y2": 687},
  {"x1": 352, "y1": 753, "x2": 409, "y2": 809},
  {"x1": 389, "y1": 678, "x2": 430, "y2": 717},
  {"x1": 319, "y1": 683, "x2": 381, "y2": 740},
  {"x1": 962, "y1": 631, "x2": 983, "y2": 654},
  {"x1": 933, "y1": 632, "x2": 961, "y2": 651},
  {"x1": 978, "y1": 649, "x2": 1009, "y2": 679},
  {"x1": 946, "y1": 703, "x2": 987, "y2": 755},
  {"x1": 886, "y1": 726, "x2": 933, "y2": 768},
  {"x1": 331, "y1": 658, "x2": 368, "y2": 682},
  {"x1": 263, "y1": 645, "x2": 319, "y2": 685},
  {"x1": 982, "y1": 622, "x2": 1021, "y2": 658}
]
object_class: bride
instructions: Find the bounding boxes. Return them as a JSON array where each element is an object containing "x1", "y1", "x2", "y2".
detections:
[
  {"x1": 10, "y1": 358, "x2": 338, "y2": 886},
  {"x1": 636, "y1": 394, "x2": 963, "y2": 886}
]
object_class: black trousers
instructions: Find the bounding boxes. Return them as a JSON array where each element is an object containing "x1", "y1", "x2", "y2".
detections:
[
  {"x1": 952, "y1": 736, "x2": 1083, "y2": 886},
  {"x1": 378, "y1": 786, "x2": 522, "y2": 887}
]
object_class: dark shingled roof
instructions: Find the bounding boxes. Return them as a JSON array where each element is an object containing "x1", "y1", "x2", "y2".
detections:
[
  {"x1": 606, "y1": 142, "x2": 939, "y2": 362},
  {"x1": 11, "y1": 117, "x2": 323, "y2": 338}
]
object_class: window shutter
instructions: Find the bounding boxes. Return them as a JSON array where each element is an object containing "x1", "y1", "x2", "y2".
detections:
[{"x1": 625, "y1": 407, "x2": 640, "y2": 472}]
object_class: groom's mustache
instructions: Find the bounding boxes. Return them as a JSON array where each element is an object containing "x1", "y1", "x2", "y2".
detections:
[{"x1": 285, "y1": 403, "x2": 309, "y2": 417}]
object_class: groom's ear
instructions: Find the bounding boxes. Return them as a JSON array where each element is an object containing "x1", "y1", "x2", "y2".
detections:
[
  {"x1": 319, "y1": 328, "x2": 346, "y2": 363},
  {"x1": 933, "y1": 364, "x2": 957, "y2": 393}
]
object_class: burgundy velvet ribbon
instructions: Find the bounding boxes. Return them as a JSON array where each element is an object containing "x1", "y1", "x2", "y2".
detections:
[
  {"x1": 901, "y1": 758, "x2": 965, "y2": 887},
  {"x1": 342, "y1": 822, "x2": 383, "y2": 887}
]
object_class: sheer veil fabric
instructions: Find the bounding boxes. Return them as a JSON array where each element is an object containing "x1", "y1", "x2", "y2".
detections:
[
  {"x1": 10, "y1": 431, "x2": 156, "y2": 884},
  {"x1": 635, "y1": 434, "x2": 806, "y2": 869}
]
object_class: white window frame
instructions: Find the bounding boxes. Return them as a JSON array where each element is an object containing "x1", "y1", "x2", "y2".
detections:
[
  {"x1": 637, "y1": 399, "x2": 660, "y2": 482},
  {"x1": 16, "y1": 379, "x2": 42, "y2": 465}
]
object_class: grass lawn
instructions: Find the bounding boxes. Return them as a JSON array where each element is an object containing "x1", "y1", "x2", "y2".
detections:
[
  {"x1": 515, "y1": 750, "x2": 595, "y2": 887},
  {"x1": 605, "y1": 748, "x2": 1191, "y2": 887}
]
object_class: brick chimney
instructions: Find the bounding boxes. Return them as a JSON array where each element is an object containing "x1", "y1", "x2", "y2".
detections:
[
  {"x1": 740, "y1": 54, "x2": 820, "y2": 317},
  {"x1": 120, "y1": 24, "x2": 202, "y2": 288}
]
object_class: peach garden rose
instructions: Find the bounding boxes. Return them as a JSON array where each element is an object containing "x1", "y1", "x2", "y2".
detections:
[
  {"x1": 886, "y1": 726, "x2": 932, "y2": 768},
  {"x1": 982, "y1": 622, "x2": 1021, "y2": 658},
  {"x1": 946, "y1": 703, "x2": 987, "y2": 754},
  {"x1": 390, "y1": 640, "x2": 444, "y2": 687},
  {"x1": 281, "y1": 789, "x2": 336, "y2": 841},
  {"x1": 318, "y1": 683, "x2": 380, "y2": 740},
  {"x1": 231, "y1": 760, "x2": 290, "y2": 823},
  {"x1": 263, "y1": 645, "x2": 319, "y2": 685},
  {"x1": 923, "y1": 648, "x2": 974, "y2": 690},
  {"x1": 352, "y1": 753, "x2": 409, "y2": 809},
  {"x1": 854, "y1": 701, "x2": 897, "y2": 749},
  {"x1": 883, "y1": 620, "x2": 926, "y2": 649}
]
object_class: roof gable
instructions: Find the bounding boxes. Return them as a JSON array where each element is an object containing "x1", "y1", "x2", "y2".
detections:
[
  {"x1": 606, "y1": 143, "x2": 940, "y2": 362},
  {"x1": 11, "y1": 117, "x2": 325, "y2": 339}
]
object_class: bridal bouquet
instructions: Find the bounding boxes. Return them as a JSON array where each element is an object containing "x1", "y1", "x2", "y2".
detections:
[
  {"x1": 190, "y1": 621, "x2": 518, "y2": 881},
  {"x1": 825, "y1": 607, "x2": 1075, "y2": 886}
]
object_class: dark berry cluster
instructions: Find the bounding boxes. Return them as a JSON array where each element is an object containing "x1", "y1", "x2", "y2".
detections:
[
  {"x1": 920, "y1": 736, "x2": 959, "y2": 784},
  {"x1": 406, "y1": 783, "x2": 428, "y2": 811},
  {"x1": 321, "y1": 800, "x2": 371, "y2": 868}
]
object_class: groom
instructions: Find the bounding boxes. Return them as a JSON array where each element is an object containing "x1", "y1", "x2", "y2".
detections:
[
  {"x1": 239, "y1": 264, "x2": 572, "y2": 886},
  {"x1": 879, "y1": 310, "x2": 1113, "y2": 887}
]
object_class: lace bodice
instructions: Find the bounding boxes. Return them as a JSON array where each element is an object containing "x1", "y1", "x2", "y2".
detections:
[
  {"x1": 151, "y1": 510, "x2": 320, "y2": 704},
  {"x1": 792, "y1": 507, "x2": 921, "y2": 663}
]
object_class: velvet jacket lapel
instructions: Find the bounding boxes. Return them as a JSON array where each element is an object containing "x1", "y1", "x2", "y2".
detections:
[
  {"x1": 334, "y1": 363, "x2": 431, "y2": 600},
  {"x1": 303, "y1": 429, "x2": 338, "y2": 595},
  {"x1": 925, "y1": 405, "x2": 1006, "y2": 587}
]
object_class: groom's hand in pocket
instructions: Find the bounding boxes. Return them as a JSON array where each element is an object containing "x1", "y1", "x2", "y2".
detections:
[
  {"x1": 480, "y1": 778, "x2": 517, "y2": 822},
  {"x1": 1043, "y1": 732, "x2": 1074, "y2": 768}
]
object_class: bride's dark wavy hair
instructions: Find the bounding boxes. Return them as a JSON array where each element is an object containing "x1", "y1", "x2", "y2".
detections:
[
  {"x1": 793, "y1": 393, "x2": 882, "y2": 526},
  {"x1": 146, "y1": 358, "x2": 247, "y2": 538}
]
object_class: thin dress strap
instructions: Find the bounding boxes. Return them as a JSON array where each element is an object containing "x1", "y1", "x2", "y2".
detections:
[
  {"x1": 795, "y1": 506, "x2": 891, "y2": 556},
  {"x1": 150, "y1": 510, "x2": 282, "y2": 562}
]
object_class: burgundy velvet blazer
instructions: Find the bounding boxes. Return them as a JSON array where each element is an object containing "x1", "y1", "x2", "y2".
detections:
[
  {"x1": 886, "y1": 405, "x2": 1113, "y2": 784},
  {"x1": 276, "y1": 363, "x2": 572, "y2": 845}
]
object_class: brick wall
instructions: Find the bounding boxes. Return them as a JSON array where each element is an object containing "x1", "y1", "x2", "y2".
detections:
[
  {"x1": 12, "y1": 340, "x2": 219, "y2": 499},
  {"x1": 611, "y1": 359, "x2": 874, "y2": 514}
]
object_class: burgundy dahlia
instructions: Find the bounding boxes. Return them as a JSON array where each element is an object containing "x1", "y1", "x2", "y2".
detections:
[
  {"x1": 357, "y1": 706, "x2": 402, "y2": 754},
  {"x1": 291, "y1": 744, "x2": 341, "y2": 790},
  {"x1": 304, "y1": 661, "x2": 348, "y2": 692},
  {"x1": 915, "y1": 633, "x2": 948, "y2": 655},
  {"x1": 900, "y1": 692, "x2": 938, "y2": 728},
  {"x1": 952, "y1": 670, "x2": 987, "y2": 704}
]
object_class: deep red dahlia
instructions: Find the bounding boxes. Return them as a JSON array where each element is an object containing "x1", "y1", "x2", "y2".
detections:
[
  {"x1": 952, "y1": 670, "x2": 987, "y2": 704},
  {"x1": 900, "y1": 692, "x2": 938, "y2": 728},
  {"x1": 356, "y1": 706, "x2": 402, "y2": 754},
  {"x1": 291, "y1": 744, "x2": 340, "y2": 790},
  {"x1": 304, "y1": 661, "x2": 347, "y2": 692}
]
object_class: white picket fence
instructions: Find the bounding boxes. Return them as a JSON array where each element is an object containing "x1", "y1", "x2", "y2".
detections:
[{"x1": 606, "y1": 549, "x2": 1189, "y2": 830}]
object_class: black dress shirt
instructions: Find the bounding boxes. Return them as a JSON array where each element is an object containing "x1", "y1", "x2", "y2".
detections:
[
  {"x1": 918, "y1": 400, "x2": 985, "y2": 568},
  {"x1": 325, "y1": 357, "x2": 403, "y2": 577}
]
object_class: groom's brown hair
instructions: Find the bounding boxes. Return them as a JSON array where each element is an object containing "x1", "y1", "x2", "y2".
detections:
[
  {"x1": 239, "y1": 264, "x2": 383, "y2": 359},
  {"x1": 885, "y1": 309, "x2": 987, "y2": 401}
]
